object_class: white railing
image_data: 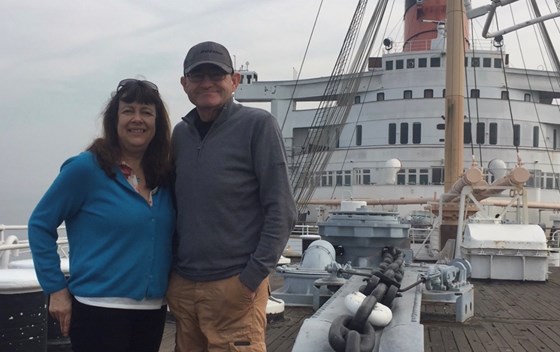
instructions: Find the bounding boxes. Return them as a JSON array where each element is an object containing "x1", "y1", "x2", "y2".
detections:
[
  {"x1": 0, "y1": 224, "x2": 69, "y2": 269},
  {"x1": 291, "y1": 224, "x2": 319, "y2": 238}
]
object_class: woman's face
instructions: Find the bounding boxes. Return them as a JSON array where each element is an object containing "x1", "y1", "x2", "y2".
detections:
[{"x1": 117, "y1": 101, "x2": 156, "y2": 157}]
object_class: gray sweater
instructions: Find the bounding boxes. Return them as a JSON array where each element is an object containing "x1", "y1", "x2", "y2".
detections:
[{"x1": 172, "y1": 99, "x2": 297, "y2": 291}]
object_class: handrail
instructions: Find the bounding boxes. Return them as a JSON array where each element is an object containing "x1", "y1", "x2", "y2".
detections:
[
  {"x1": 0, "y1": 225, "x2": 69, "y2": 269},
  {"x1": 0, "y1": 224, "x2": 66, "y2": 243},
  {"x1": 291, "y1": 224, "x2": 319, "y2": 237}
]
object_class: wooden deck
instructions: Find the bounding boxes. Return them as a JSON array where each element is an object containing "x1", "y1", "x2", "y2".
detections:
[
  {"x1": 160, "y1": 266, "x2": 560, "y2": 352},
  {"x1": 423, "y1": 266, "x2": 560, "y2": 352}
]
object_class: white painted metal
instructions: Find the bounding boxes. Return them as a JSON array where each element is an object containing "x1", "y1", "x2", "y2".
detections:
[{"x1": 461, "y1": 223, "x2": 548, "y2": 281}]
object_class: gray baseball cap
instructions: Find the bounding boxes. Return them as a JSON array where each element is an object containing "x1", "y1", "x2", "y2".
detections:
[{"x1": 183, "y1": 41, "x2": 234, "y2": 75}]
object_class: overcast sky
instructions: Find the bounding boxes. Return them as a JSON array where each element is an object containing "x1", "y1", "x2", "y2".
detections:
[{"x1": 1, "y1": 0, "x2": 557, "y2": 225}]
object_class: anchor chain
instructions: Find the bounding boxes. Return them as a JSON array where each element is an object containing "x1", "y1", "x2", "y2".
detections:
[{"x1": 328, "y1": 247, "x2": 405, "y2": 352}]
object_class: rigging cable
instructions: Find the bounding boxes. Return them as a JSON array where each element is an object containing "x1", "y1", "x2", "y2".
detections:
[
  {"x1": 290, "y1": 0, "x2": 370, "y2": 211},
  {"x1": 493, "y1": 15, "x2": 520, "y2": 156},
  {"x1": 525, "y1": 0, "x2": 560, "y2": 193},
  {"x1": 278, "y1": 0, "x2": 324, "y2": 133},
  {"x1": 329, "y1": 0, "x2": 395, "y2": 199},
  {"x1": 467, "y1": 16, "x2": 484, "y2": 167}
]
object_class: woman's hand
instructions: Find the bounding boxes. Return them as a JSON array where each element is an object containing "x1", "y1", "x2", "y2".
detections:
[{"x1": 49, "y1": 288, "x2": 72, "y2": 337}]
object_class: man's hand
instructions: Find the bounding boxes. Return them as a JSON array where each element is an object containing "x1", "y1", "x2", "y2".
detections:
[
  {"x1": 49, "y1": 288, "x2": 72, "y2": 337},
  {"x1": 238, "y1": 277, "x2": 257, "y2": 300}
]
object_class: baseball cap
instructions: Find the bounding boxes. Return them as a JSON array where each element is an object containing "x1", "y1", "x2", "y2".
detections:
[{"x1": 183, "y1": 41, "x2": 234, "y2": 75}]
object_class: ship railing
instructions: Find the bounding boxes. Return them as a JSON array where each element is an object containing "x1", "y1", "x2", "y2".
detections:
[
  {"x1": 549, "y1": 230, "x2": 560, "y2": 248},
  {"x1": 409, "y1": 226, "x2": 439, "y2": 259},
  {"x1": 385, "y1": 38, "x2": 503, "y2": 54},
  {"x1": 291, "y1": 224, "x2": 319, "y2": 237},
  {"x1": 0, "y1": 224, "x2": 68, "y2": 269},
  {"x1": 285, "y1": 224, "x2": 320, "y2": 257}
]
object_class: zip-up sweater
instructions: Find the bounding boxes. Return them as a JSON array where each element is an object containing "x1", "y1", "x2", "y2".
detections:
[
  {"x1": 172, "y1": 99, "x2": 297, "y2": 291},
  {"x1": 28, "y1": 151, "x2": 175, "y2": 300}
]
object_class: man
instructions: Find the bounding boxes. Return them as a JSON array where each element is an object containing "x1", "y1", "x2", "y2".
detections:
[{"x1": 168, "y1": 41, "x2": 297, "y2": 352}]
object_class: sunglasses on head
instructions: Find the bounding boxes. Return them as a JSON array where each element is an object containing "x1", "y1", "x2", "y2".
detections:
[{"x1": 117, "y1": 79, "x2": 159, "y2": 92}]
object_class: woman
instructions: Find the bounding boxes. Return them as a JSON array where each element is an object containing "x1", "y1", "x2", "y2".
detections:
[{"x1": 28, "y1": 79, "x2": 175, "y2": 352}]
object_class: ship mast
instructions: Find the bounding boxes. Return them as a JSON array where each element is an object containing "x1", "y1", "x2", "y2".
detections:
[
  {"x1": 439, "y1": 0, "x2": 467, "y2": 249},
  {"x1": 443, "y1": 0, "x2": 465, "y2": 191}
]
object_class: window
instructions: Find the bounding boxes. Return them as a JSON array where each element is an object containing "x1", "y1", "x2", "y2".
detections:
[
  {"x1": 404, "y1": 90, "x2": 412, "y2": 99},
  {"x1": 363, "y1": 169, "x2": 371, "y2": 185},
  {"x1": 545, "y1": 172, "x2": 554, "y2": 190},
  {"x1": 524, "y1": 93, "x2": 531, "y2": 102},
  {"x1": 424, "y1": 89, "x2": 434, "y2": 98},
  {"x1": 432, "y1": 167, "x2": 444, "y2": 185},
  {"x1": 464, "y1": 122, "x2": 472, "y2": 144},
  {"x1": 408, "y1": 169, "x2": 417, "y2": 185},
  {"x1": 386, "y1": 61, "x2": 393, "y2": 70},
  {"x1": 430, "y1": 57, "x2": 441, "y2": 67},
  {"x1": 344, "y1": 170, "x2": 352, "y2": 186},
  {"x1": 531, "y1": 170, "x2": 542, "y2": 188},
  {"x1": 413, "y1": 123, "x2": 421, "y2": 144},
  {"x1": 322, "y1": 171, "x2": 333, "y2": 186},
  {"x1": 419, "y1": 58, "x2": 427, "y2": 68},
  {"x1": 396, "y1": 60, "x2": 404, "y2": 69},
  {"x1": 377, "y1": 92, "x2": 385, "y2": 101},
  {"x1": 489, "y1": 123, "x2": 497, "y2": 145},
  {"x1": 464, "y1": 57, "x2": 468, "y2": 67},
  {"x1": 388, "y1": 123, "x2": 396, "y2": 144},
  {"x1": 400, "y1": 123, "x2": 409, "y2": 144},
  {"x1": 309, "y1": 172, "x2": 321, "y2": 188},
  {"x1": 442, "y1": 89, "x2": 446, "y2": 97},
  {"x1": 513, "y1": 124, "x2": 520, "y2": 147},
  {"x1": 356, "y1": 125, "x2": 362, "y2": 146},
  {"x1": 356, "y1": 169, "x2": 371, "y2": 185},
  {"x1": 477, "y1": 122, "x2": 486, "y2": 144},
  {"x1": 494, "y1": 58, "x2": 502, "y2": 68},
  {"x1": 471, "y1": 57, "x2": 480, "y2": 67},
  {"x1": 526, "y1": 171, "x2": 535, "y2": 187},
  {"x1": 533, "y1": 126, "x2": 539, "y2": 148},
  {"x1": 336, "y1": 171, "x2": 343, "y2": 186},
  {"x1": 397, "y1": 170, "x2": 406, "y2": 185},
  {"x1": 419, "y1": 169, "x2": 429, "y2": 185},
  {"x1": 501, "y1": 91, "x2": 509, "y2": 100},
  {"x1": 407, "y1": 58, "x2": 415, "y2": 68},
  {"x1": 354, "y1": 96, "x2": 361, "y2": 104},
  {"x1": 483, "y1": 58, "x2": 491, "y2": 67},
  {"x1": 554, "y1": 129, "x2": 558, "y2": 150},
  {"x1": 470, "y1": 89, "x2": 480, "y2": 98}
]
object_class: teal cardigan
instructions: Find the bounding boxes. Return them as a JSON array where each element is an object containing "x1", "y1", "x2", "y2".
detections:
[{"x1": 29, "y1": 151, "x2": 175, "y2": 300}]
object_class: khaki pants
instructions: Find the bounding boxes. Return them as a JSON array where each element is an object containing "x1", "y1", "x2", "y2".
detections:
[{"x1": 167, "y1": 272, "x2": 269, "y2": 352}]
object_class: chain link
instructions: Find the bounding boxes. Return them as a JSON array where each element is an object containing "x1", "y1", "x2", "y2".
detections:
[{"x1": 328, "y1": 247, "x2": 405, "y2": 352}]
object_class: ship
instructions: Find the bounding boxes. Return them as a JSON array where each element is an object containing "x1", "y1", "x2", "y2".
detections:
[{"x1": 235, "y1": 0, "x2": 560, "y2": 232}]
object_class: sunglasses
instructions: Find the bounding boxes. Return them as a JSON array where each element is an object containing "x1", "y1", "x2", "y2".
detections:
[
  {"x1": 117, "y1": 79, "x2": 158, "y2": 92},
  {"x1": 186, "y1": 71, "x2": 229, "y2": 83}
]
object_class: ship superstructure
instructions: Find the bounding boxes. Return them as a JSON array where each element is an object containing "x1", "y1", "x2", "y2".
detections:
[{"x1": 235, "y1": 0, "x2": 560, "y2": 225}]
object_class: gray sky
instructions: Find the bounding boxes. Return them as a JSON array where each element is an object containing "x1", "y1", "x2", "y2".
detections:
[
  {"x1": 0, "y1": 0, "x2": 363, "y2": 224},
  {"x1": 0, "y1": 0, "x2": 557, "y2": 225}
]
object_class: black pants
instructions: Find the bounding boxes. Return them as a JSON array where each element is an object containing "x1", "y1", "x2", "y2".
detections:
[{"x1": 70, "y1": 297, "x2": 167, "y2": 352}]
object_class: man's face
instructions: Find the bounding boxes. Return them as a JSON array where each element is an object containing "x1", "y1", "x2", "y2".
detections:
[{"x1": 180, "y1": 64, "x2": 240, "y2": 116}]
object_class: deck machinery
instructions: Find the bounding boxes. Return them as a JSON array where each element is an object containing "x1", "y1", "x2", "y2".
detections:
[{"x1": 272, "y1": 200, "x2": 474, "y2": 352}]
